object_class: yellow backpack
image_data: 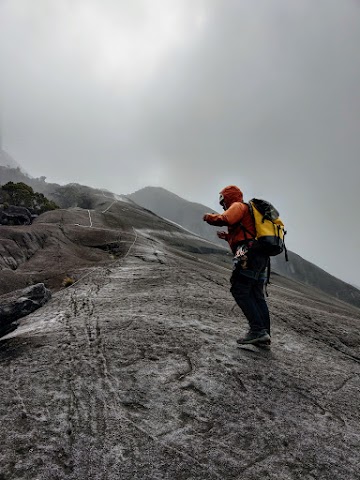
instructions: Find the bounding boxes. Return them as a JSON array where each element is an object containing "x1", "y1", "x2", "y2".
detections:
[{"x1": 241, "y1": 198, "x2": 288, "y2": 260}]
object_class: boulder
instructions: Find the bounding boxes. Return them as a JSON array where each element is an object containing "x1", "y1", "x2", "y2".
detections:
[
  {"x1": 0, "y1": 205, "x2": 32, "y2": 225},
  {"x1": 0, "y1": 283, "x2": 51, "y2": 337}
]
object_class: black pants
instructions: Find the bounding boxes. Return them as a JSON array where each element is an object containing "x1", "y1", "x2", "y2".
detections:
[{"x1": 230, "y1": 273, "x2": 270, "y2": 334}]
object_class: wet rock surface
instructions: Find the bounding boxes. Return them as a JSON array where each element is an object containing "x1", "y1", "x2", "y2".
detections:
[
  {"x1": 1, "y1": 229, "x2": 360, "y2": 480},
  {"x1": 1, "y1": 196, "x2": 360, "y2": 479}
]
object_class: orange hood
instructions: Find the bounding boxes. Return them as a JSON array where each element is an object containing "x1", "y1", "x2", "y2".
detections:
[{"x1": 220, "y1": 185, "x2": 243, "y2": 207}]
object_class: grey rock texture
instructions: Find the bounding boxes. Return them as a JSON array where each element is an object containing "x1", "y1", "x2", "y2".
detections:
[
  {"x1": 0, "y1": 283, "x2": 51, "y2": 337},
  {"x1": 0, "y1": 206, "x2": 135, "y2": 296},
  {"x1": 0, "y1": 195, "x2": 360, "y2": 479},
  {"x1": 0, "y1": 228, "x2": 48, "y2": 274}
]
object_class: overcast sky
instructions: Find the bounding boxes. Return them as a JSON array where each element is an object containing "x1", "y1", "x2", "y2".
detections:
[{"x1": 1, "y1": 0, "x2": 359, "y2": 286}]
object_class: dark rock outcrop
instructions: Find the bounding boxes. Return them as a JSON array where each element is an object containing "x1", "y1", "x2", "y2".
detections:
[
  {"x1": 0, "y1": 205, "x2": 32, "y2": 225},
  {"x1": 0, "y1": 283, "x2": 51, "y2": 337},
  {"x1": 0, "y1": 229, "x2": 47, "y2": 272}
]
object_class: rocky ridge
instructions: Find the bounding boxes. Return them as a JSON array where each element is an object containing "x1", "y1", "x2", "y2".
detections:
[{"x1": 2, "y1": 167, "x2": 359, "y2": 308}]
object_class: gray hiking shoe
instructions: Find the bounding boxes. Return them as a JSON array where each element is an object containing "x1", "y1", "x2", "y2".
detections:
[
  {"x1": 236, "y1": 330, "x2": 270, "y2": 345},
  {"x1": 255, "y1": 332, "x2": 271, "y2": 345},
  {"x1": 254, "y1": 337, "x2": 271, "y2": 349}
]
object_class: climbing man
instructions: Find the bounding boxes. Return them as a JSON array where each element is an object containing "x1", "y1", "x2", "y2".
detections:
[{"x1": 203, "y1": 185, "x2": 271, "y2": 346}]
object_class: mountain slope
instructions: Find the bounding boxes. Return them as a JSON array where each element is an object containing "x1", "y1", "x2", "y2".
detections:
[
  {"x1": 1, "y1": 193, "x2": 360, "y2": 479},
  {"x1": 128, "y1": 186, "x2": 222, "y2": 245},
  {"x1": 129, "y1": 186, "x2": 360, "y2": 308},
  {"x1": 272, "y1": 251, "x2": 360, "y2": 309}
]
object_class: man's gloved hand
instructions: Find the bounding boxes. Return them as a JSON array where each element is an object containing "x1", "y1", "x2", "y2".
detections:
[
  {"x1": 203, "y1": 213, "x2": 221, "y2": 225},
  {"x1": 217, "y1": 231, "x2": 228, "y2": 240}
]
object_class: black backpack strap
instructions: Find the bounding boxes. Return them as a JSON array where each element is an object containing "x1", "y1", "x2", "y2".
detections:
[
  {"x1": 238, "y1": 222, "x2": 255, "y2": 241},
  {"x1": 237, "y1": 203, "x2": 256, "y2": 241},
  {"x1": 265, "y1": 257, "x2": 271, "y2": 297},
  {"x1": 283, "y1": 230, "x2": 289, "y2": 261}
]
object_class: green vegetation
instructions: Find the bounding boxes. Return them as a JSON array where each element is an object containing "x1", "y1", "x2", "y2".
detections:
[
  {"x1": 0, "y1": 167, "x2": 99, "y2": 209},
  {"x1": 0, "y1": 181, "x2": 59, "y2": 214}
]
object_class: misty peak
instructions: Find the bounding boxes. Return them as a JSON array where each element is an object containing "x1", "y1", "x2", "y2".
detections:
[{"x1": 0, "y1": 149, "x2": 26, "y2": 174}]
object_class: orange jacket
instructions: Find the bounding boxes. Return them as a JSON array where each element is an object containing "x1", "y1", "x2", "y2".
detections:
[{"x1": 204, "y1": 185, "x2": 256, "y2": 253}]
